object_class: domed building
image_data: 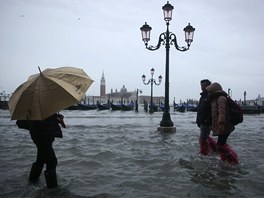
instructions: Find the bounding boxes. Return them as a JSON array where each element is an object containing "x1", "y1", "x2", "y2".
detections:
[
  {"x1": 84, "y1": 72, "x2": 165, "y2": 106},
  {"x1": 84, "y1": 72, "x2": 137, "y2": 105},
  {"x1": 106, "y1": 85, "x2": 135, "y2": 103},
  {"x1": 120, "y1": 85, "x2": 127, "y2": 94}
]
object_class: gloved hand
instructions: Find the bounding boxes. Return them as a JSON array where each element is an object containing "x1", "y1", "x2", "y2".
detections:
[{"x1": 57, "y1": 114, "x2": 66, "y2": 128}]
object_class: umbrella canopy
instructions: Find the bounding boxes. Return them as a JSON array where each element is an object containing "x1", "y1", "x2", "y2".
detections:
[{"x1": 8, "y1": 66, "x2": 93, "y2": 120}]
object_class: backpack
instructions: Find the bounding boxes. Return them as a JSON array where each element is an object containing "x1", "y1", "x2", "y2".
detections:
[{"x1": 227, "y1": 97, "x2": 243, "y2": 125}]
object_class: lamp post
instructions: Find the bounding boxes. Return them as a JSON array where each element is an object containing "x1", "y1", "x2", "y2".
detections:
[
  {"x1": 142, "y1": 68, "x2": 162, "y2": 113},
  {"x1": 244, "y1": 91, "x2": 247, "y2": 105},
  {"x1": 140, "y1": 1, "x2": 195, "y2": 132},
  {"x1": 135, "y1": 89, "x2": 142, "y2": 112}
]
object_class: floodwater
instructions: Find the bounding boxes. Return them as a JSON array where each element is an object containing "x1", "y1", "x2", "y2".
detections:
[{"x1": 0, "y1": 109, "x2": 264, "y2": 198}]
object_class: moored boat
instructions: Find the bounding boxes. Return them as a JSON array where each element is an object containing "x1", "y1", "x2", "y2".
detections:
[
  {"x1": 187, "y1": 104, "x2": 198, "y2": 112},
  {"x1": 240, "y1": 105, "x2": 261, "y2": 114},
  {"x1": 78, "y1": 103, "x2": 97, "y2": 110},
  {"x1": 174, "y1": 104, "x2": 186, "y2": 112},
  {"x1": 97, "y1": 103, "x2": 110, "y2": 110},
  {"x1": 65, "y1": 104, "x2": 79, "y2": 110},
  {"x1": 149, "y1": 104, "x2": 158, "y2": 113},
  {"x1": 122, "y1": 102, "x2": 134, "y2": 111},
  {"x1": 111, "y1": 103, "x2": 122, "y2": 111}
]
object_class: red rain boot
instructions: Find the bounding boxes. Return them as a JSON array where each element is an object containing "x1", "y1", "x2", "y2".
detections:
[
  {"x1": 217, "y1": 144, "x2": 239, "y2": 165},
  {"x1": 199, "y1": 138, "x2": 209, "y2": 155},
  {"x1": 208, "y1": 137, "x2": 217, "y2": 152}
]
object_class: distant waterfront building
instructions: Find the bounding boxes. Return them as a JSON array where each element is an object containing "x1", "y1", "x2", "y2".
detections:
[
  {"x1": 0, "y1": 91, "x2": 10, "y2": 110},
  {"x1": 256, "y1": 95, "x2": 264, "y2": 106},
  {"x1": 139, "y1": 95, "x2": 165, "y2": 105},
  {"x1": 248, "y1": 95, "x2": 264, "y2": 106},
  {"x1": 100, "y1": 71, "x2": 106, "y2": 97},
  {"x1": 84, "y1": 73, "x2": 166, "y2": 105},
  {"x1": 106, "y1": 85, "x2": 135, "y2": 104}
]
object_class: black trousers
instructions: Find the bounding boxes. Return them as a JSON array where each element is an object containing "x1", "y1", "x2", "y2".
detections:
[
  {"x1": 31, "y1": 135, "x2": 57, "y2": 171},
  {"x1": 217, "y1": 133, "x2": 230, "y2": 145}
]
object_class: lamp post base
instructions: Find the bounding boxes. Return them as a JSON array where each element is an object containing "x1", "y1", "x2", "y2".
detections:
[{"x1": 157, "y1": 126, "x2": 176, "y2": 133}]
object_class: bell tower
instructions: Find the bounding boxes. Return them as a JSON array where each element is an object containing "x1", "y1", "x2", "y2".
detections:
[{"x1": 100, "y1": 71, "x2": 106, "y2": 97}]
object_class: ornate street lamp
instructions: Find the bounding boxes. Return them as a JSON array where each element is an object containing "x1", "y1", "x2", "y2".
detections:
[
  {"x1": 142, "y1": 68, "x2": 162, "y2": 113},
  {"x1": 140, "y1": 1, "x2": 195, "y2": 132}
]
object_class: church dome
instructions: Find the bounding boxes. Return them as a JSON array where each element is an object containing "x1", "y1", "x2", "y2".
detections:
[{"x1": 120, "y1": 85, "x2": 127, "y2": 93}]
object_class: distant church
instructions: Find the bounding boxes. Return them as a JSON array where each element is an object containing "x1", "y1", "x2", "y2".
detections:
[
  {"x1": 100, "y1": 71, "x2": 137, "y2": 104},
  {"x1": 85, "y1": 71, "x2": 164, "y2": 105},
  {"x1": 100, "y1": 71, "x2": 106, "y2": 97}
]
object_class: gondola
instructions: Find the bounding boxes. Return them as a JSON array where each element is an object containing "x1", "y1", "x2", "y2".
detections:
[
  {"x1": 111, "y1": 103, "x2": 122, "y2": 111},
  {"x1": 174, "y1": 104, "x2": 186, "y2": 112},
  {"x1": 240, "y1": 105, "x2": 261, "y2": 114},
  {"x1": 149, "y1": 104, "x2": 158, "y2": 113},
  {"x1": 122, "y1": 103, "x2": 134, "y2": 111},
  {"x1": 78, "y1": 103, "x2": 97, "y2": 110},
  {"x1": 187, "y1": 104, "x2": 198, "y2": 112},
  {"x1": 65, "y1": 104, "x2": 79, "y2": 110},
  {"x1": 97, "y1": 103, "x2": 110, "y2": 110}
]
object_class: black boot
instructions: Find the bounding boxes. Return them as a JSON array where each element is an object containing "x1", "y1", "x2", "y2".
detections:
[
  {"x1": 44, "y1": 169, "x2": 57, "y2": 188},
  {"x1": 29, "y1": 162, "x2": 43, "y2": 184}
]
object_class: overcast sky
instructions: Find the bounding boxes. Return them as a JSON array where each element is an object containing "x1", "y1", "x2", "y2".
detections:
[{"x1": 0, "y1": 0, "x2": 263, "y2": 102}]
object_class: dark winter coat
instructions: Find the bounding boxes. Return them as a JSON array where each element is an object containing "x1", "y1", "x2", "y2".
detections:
[
  {"x1": 196, "y1": 91, "x2": 212, "y2": 127},
  {"x1": 16, "y1": 114, "x2": 63, "y2": 138}
]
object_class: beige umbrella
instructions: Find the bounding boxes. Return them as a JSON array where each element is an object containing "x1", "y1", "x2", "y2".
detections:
[{"x1": 8, "y1": 66, "x2": 93, "y2": 120}]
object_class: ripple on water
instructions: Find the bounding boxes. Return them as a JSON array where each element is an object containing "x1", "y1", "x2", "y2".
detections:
[{"x1": 1, "y1": 111, "x2": 264, "y2": 197}]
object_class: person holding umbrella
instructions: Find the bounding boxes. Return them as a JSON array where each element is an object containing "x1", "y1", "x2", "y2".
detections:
[
  {"x1": 9, "y1": 67, "x2": 94, "y2": 188},
  {"x1": 17, "y1": 113, "x2": 66, "y2": 188}
]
